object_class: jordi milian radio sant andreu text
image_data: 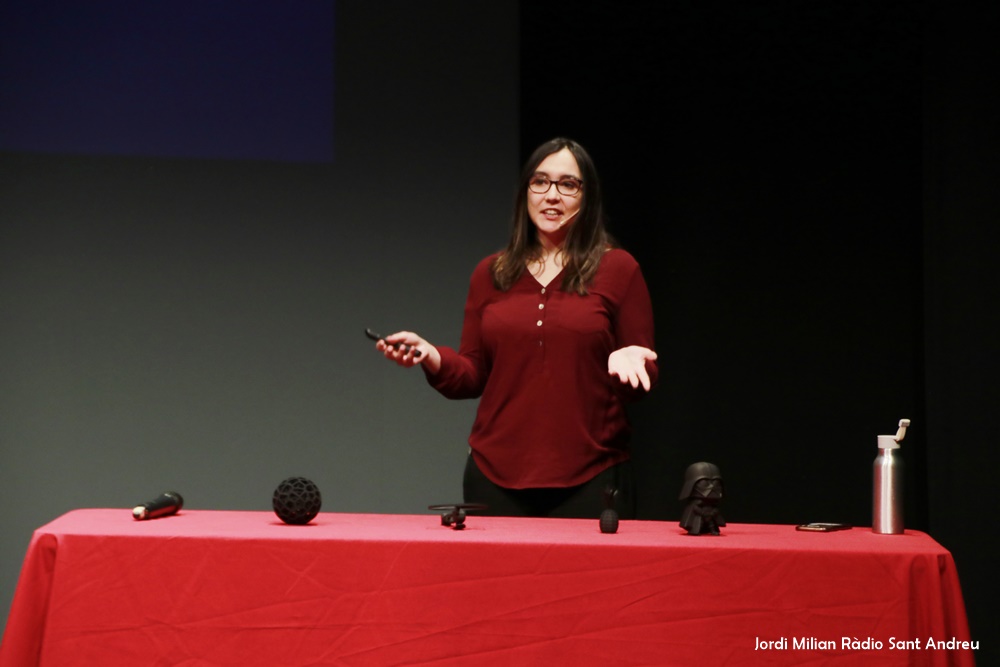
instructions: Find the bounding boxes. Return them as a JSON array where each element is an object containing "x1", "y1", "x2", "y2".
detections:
[{"x1": 755, "y1": 636, "x2": 979, "y2": 652}]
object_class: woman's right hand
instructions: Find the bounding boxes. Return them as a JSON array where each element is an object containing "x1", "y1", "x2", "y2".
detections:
[{"x1": 376, "y1": 331, "x2": 442, "y2": 374}]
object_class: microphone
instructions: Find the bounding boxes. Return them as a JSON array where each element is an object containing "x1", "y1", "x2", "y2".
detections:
[
  {"x1": 132, "y1": 491, "x2": 184, "y2": 520},
  {"x1": 558, "y1": 209, "x2": 581, "y2": 227}
]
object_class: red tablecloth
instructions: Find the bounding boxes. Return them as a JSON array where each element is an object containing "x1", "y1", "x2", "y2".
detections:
[{"x1": 0, "y1": 510, "x2": 975, "y2": 666}]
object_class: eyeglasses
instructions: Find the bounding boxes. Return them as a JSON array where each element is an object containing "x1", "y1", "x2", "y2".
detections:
[{"x1": 528, "y1": 175, "x2": 583, "y2": 197}]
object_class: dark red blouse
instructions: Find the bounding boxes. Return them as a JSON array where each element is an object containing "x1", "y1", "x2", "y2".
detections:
[{"x1": 425, "y1": 249, "x2": 658, "y2": 489}]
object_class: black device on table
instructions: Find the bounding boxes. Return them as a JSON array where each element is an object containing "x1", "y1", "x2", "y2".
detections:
[{"x1": 796, "y1": 523, "x2": 852, "y2": 532}]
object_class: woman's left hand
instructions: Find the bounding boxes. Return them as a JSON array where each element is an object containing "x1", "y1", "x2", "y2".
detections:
[{"x1": 608, "y1": 345, "x2": 658, "y2": 391}]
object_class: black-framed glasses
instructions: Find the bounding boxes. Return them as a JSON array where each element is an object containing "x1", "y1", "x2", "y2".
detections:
[{"x1": 528, "y1": 175, "x2": 583, "y2": 197}]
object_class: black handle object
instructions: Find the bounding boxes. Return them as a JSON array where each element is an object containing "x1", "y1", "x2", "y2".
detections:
[
  {"x1": 366, "y1": 328, "x2": 422, "y2": 358},
  {"x1": 133, "y1": 491, "x2": 184, "y2": 520}
]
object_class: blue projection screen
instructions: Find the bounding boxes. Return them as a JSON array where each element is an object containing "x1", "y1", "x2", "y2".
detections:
[{"x1": 0, "y1": 2, "x2": 334, "y2": 162}]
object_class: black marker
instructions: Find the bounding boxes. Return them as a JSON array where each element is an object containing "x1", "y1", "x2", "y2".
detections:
[{"x1": 366, "y1": 328, "x2": 422, "y2": 358}]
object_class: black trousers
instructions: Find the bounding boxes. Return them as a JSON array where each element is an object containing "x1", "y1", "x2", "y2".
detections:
[{"x1": 462, "y1": 454, "x2": 637, "y2": 519}]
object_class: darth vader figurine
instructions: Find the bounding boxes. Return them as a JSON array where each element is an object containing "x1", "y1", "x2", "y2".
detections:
[{"x1": 679, "y1": 462, "x2": 725, "y2": 535}]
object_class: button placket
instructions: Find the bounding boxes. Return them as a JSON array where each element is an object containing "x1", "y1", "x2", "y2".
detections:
[{"x1": 537, "y1": 287, "x2": 547, "y2": 348}]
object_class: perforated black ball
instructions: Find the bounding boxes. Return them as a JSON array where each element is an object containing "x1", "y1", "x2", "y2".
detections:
[{"x1": 272, "y1": 477, "x2": 322, "y2": 525}]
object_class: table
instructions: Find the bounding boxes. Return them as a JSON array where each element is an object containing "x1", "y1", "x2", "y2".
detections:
[{"x1": 0, "y1": 510, "x2": 975, "y2": 666}]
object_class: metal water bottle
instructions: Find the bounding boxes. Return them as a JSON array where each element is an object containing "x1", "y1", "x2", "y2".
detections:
[{"x1": 872, "y1": 419, "x2": 909, "y2": 534}]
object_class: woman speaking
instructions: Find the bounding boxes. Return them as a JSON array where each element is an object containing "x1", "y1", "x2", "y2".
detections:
[{"x1": 375, "y1": 138, "x2": 657, "y2": 519}]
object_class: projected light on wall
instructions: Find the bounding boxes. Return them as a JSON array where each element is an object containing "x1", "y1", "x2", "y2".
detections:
[{"x1": 0, "y1": 2, "x2": 335, "y2": 162}]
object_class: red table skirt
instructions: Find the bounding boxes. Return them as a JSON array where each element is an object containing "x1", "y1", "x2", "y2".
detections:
[{"x1": 0, "y1": 509, "x2": 976, "y2": 666}]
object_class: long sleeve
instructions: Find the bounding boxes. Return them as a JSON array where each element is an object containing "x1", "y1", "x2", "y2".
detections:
[
  {"x1": 423, "y1": 256, "x2": 496, "y2": 399},
  {"x1": 612, "y1": 257, "x2": 658, "y2": 401}
]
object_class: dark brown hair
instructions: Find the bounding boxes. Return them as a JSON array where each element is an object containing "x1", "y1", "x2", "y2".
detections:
[{"x1": 491, "y1": 138, "x2": 614, "y2": 295}]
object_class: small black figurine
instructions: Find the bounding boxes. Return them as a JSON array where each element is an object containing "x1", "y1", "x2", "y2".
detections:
[
  {"x1": 599, "y1": 486, "x2": 619, "y2": 534},
  {"x1": 428, "y1": 503, "x2": 488, "y2": 530},
  {"x1": 678, "y1": 462, "x2": 725, "y2": 536}
]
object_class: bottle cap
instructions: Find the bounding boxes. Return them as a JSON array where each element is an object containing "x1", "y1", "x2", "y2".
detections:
[{"x1": 877, "y1": 435, "x2": 900, "y2": 450}]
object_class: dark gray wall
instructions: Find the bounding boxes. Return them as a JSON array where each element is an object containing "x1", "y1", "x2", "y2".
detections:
[{"x1": 1, "y1": 2, "x2": 518, "y2": 633}]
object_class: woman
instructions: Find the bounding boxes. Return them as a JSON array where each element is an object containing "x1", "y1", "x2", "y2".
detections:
[{"x1": 376, "y1": 138, "x2": 657, "y2": 518}]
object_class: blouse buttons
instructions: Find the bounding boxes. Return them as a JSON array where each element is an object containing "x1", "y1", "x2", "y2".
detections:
[{"x1": 538, "y1": 288, "x2": 547, "y2": 339}]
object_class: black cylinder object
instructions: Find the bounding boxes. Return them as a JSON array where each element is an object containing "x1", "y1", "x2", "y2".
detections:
[
  {"x1": 272, "y1": 477, "x2": 322, "y2": 525},
  {"x1": 132, "y1": 491, "x2": 184, "y2": 520}
]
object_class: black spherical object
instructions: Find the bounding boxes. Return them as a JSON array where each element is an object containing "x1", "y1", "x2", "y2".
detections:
[
  {"x1": 272, "y1": 477, "x2": 322, "y2": 525},
  {"x1": 599, "y1": 508, "x2": 619, "y2": 534}
]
